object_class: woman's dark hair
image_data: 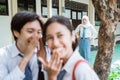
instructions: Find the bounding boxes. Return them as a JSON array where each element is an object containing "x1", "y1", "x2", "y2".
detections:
[
  {"x1": 11, "y1": 11, "x2": 43, "y2": 41},
  {"x1": 43, "y1": 16, "x2": 78, "y2": 51}
]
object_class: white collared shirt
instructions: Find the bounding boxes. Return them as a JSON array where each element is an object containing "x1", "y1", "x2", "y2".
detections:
[
  {"x1": 0, "y1": 42, "x2": 51, "y2": 80},
  {"x1": 75, "y1": 24, "x2": 97, "y2": 39},
  {"x1": 61, "y1": 49, "x2": 99, "y2": 80}
]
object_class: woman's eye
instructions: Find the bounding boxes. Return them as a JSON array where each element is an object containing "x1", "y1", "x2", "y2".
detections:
[
  {"x1": 46, "y1": 36, "x2": 52, "y2": 41},
  {"x1": 58, "y1": 34, "x2": 63, "y2": 38}
]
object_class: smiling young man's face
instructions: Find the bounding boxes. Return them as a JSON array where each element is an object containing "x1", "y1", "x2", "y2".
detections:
[
  {"x1": 14, "y1": 20, "x2": 42, "y2": 53},
  {"x1": 46, "y1": 22, "x2": 75, "y2": 62}
]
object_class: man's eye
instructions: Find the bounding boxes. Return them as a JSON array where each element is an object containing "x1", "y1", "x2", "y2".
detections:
[
  {"x1": 38, "y1": 31, "x2": 42, "y2": 34},
  {"x1": 28, "y1": 31, "x2": 33, "y2": 33}
]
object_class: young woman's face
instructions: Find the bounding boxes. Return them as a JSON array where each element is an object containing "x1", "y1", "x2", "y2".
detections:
[
  {"x1": 46, "y1": 22, "x2": 74, "y2": 61},
  {"x1": 82, "y1": 18, "x2": 87, "y2": 24},
  {"x1": 14, "y1": 20, "x2": 42, "y2": 52}
]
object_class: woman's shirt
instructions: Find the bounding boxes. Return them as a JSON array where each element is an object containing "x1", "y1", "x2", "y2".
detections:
[
  {"x1": 75, "y1": 24, "x2": 97, "y2": 41},
  {"x1": 61, "y1": 49, "x2": 99, "y2": 80},
  {"x1": 80, "y1": 24, "x2": 97, "y2": 39}
]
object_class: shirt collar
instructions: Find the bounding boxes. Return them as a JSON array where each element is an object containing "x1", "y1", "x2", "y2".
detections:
[
  {"x1": 62, "y1": 49, "x2": 82, "y2": 73},
  {"x1": 11, "y1": 42, "x2": 21, "y2": 58}
]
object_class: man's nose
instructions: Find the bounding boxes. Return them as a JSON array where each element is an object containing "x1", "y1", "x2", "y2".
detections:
[{"x1": 33, "y1": 32, "x2": 40, "y2": 39}]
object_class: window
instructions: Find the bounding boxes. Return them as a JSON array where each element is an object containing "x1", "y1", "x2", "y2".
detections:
[
  {"x1": 65, "y1": 0, "x2": 88, "y2": 29},
  {"x1": 0, "y1": 0, "x2": 8, "y2": 15},
  {"x1": 52, "y1": 8, "x2": 58, "y2": 16},
  {"x1": 65, "y1": 9, "x2": 71, "y2": 18},
  {"x1": 18, "y1": 0, "x2": 36, "y2": 12},
  {"x1": 41, "y1": 0, "x2": 47, "y2": 17},
  {"x1": 72, "y1": 11, "x2": 76, "y2": 19},
  {"x1": 117, "y1": 0, "x2": 120, "y2": 8},
  {"x1": 42, "y1": 6, "x2": 47, "y2": 16},
  {"x1": 78, "y1": 12, "x2": 82, "y2": 20},
  {"x1": 52, "y1": 0, "x2": 59, "y2": 16},
  {"x1": 41, "y1": 0, "x2": 59, "y2": 17},
  {"x1": 95, "y1": 12, "x2": 101, "y2": 26}
]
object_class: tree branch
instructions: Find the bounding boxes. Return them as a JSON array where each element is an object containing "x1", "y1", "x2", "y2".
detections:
[
  {"x1": 108, "y1": 0, "x2": 116, "y2": 9},
  {"x1": 116, "y1": 9, "x2": 120, "y2": 21},
  {"x1": 92, "y1": 0, "x2": 107, "y2": 21}
]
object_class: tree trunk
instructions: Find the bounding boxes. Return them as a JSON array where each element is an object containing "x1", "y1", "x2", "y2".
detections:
[
  {"x1": 91, "y1": 0, "x2": 120, "y2": 80},
  {"x1": 94, "y1": 22, "x2": 115, "y2": 80}
]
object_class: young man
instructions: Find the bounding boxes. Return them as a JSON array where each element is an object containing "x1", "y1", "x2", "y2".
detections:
[{"x1": 0, "y1": 11, "x2": 50, "y2": 80}]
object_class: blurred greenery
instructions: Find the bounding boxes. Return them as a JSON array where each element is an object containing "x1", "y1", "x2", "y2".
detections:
[
  {"x1": 0, "y1": 5, "x2": 6, "y2": 15},
  {"x1": 109, "y1": 65, "x2": 120, "y2": 80}
]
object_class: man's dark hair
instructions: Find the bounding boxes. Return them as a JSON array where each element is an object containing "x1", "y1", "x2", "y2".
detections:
[{"x1": 11, "y1": 11, "x2": 43, "y2": 41}]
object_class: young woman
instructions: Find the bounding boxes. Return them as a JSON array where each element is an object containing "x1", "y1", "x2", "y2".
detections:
[
  {"x1": 39, "y1": 16, "x2": 99, "y2": 80},
  {"x1": 75, "y1": 15, "x2": 97, "y2": 62}
]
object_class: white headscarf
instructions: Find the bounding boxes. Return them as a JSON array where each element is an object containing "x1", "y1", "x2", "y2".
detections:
[{"x1": 82, "y1": 15, "x2": 92, "y2": 28}]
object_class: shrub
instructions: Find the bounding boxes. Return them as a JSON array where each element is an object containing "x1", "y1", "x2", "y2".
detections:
[{"x1": 109, "y1": 60, "x2": 120, "y2": 80}]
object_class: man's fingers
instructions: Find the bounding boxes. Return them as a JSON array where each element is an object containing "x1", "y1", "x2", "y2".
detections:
[{"x1": 39, "y1": 38, "x2": 44, "y2": 46}]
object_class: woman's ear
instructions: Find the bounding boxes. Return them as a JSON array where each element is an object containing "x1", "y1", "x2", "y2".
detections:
[
  {"x1": 72, "y1": 30, "x2": 76, "y2": 43},
  {"x1": 13, "y1": 30, "x2": 20, "y2": 38}
]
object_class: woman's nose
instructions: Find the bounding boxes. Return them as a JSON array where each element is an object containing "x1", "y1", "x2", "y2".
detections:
[{"x1": 53, "y1": 38, "x2": 59, "y2": 48}]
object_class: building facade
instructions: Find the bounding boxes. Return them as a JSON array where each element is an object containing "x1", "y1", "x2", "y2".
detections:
[{"x1": 0, "y1": 0, "x2": 120, "y2": 47}]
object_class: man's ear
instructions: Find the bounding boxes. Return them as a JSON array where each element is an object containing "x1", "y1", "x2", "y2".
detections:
[
  {"x1": 13, "y1": 30, "x2": 20, "y2": 38},
  {"x1": 72, "y1": 30, "x2": 76, "y2": 43}
]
